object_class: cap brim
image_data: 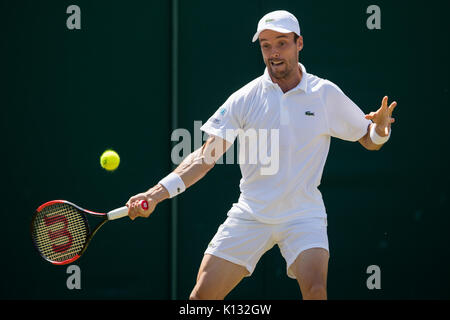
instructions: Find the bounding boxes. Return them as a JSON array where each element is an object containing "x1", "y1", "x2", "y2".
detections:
[{"x1": 252, "y1": 26, "x2": 295, "y2": 42}]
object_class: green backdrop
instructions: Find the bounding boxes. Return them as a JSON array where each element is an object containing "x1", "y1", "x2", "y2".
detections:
[{"x1": 1, "y1": 0, "x2": 449, "y2": 299}]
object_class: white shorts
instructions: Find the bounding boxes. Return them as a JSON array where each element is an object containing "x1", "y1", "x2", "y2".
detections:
[{"x1": 205, "y1": 215, "x2": 329, "y2": 279}]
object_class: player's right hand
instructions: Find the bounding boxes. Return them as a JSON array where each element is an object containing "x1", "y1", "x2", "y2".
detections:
[{"x1": 126, "y1": 193, "x2": 157, "y2": 220}]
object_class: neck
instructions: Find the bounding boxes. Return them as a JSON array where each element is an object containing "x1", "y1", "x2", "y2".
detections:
[{"x1": 270, "y1": 65, "x2": 302, "y2": 93}]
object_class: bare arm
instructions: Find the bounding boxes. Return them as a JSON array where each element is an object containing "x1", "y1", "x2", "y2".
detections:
[
  {"x1": 173, "y1": 135, "x2": 231, "y2": 188},
  {"x1": 358, "y1": 123, "x2": 384, "y2": 151},
  {"x1": 126, "y1": 135, "x2": 232, "y2": 219}
]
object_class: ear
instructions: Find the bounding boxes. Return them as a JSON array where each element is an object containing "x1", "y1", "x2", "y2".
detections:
[{"x1": 297, "y1": 35, "x2": 304, "y2": 52}]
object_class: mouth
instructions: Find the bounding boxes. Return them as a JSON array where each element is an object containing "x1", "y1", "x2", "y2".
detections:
[{"x1": 270, "y1": 60, "x2": 285, "y2": 68}]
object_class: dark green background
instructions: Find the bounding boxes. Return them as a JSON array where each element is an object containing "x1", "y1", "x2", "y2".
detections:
[{"x1": 1, "y1": 0, "x2": 449, "y2": 299}]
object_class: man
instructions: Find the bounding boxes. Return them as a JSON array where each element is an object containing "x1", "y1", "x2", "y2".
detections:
[{"x1": 126, "y1": 10, "x2": 397, "y2": 300}]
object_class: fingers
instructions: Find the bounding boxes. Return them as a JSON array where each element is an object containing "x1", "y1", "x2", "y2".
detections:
[
  {"x1": 368, "y1": 97, "x2": 397, "y2": 127},
  {"x1": 128, "y1": 201, "x2": 138, "y2": 220},
  {"x1": 365, "y1": 111, "x2": 376, "y2": 120},
  {"x1": 127, "y1": 198, "x2": 153, "y2": 220},
  {"x1": 381, "y1": 96, "x2": 388, "y2": 110},
  {"x1": 382, "y1": 96, "x2": 398, "y2": 113},
  {"x1": 126, "y1": 193, "x2": 147, "y2": 220},
  {"x1": 388, "y1": 101, "x2": 397, "y2": 114},
  {"x1": 128, "y1": 200, "x2": 142, "y2": 220}
]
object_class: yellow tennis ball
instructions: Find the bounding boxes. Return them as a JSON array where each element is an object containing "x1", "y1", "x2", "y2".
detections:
[{"x1": 100, "y1": 150, "x2": 120, "y2": 171}]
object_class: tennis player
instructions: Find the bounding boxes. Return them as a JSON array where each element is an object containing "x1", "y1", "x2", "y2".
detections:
[{"x1": 126, "y1": 10, "x2": 397, "y2": 300}]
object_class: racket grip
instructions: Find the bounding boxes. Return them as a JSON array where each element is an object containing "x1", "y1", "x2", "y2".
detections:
[
  {"x1": 106, "y1": 200, "x2": 149, "y2": 220},
  {"x1": 107, "y1": 206, "x2": 129, "y2": 220}
]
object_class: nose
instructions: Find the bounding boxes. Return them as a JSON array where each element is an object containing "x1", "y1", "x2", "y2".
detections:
[
  {"x1": 269, "y1": 49, "x2": 280, "y2": 60},
  {"x1": 271, "y1": 51, "x2": 280, "y2": 58}
]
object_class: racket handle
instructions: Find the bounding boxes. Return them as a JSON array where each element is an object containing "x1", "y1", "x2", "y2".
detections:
[
  {"x1": 106, "y1": 200, "x2": 149, "y2": 220},
  {"x1": 107, "y1": 206, "x2": 128, "y2": 220}
]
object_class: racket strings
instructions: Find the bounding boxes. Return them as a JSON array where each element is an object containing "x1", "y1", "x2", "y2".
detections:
[{"x1": 32, "y1": 203, "x2": 89, "y2": 263}]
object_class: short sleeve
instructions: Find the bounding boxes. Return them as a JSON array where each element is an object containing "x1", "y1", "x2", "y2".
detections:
[
  {"x1": 323, "y1": 81, "x2": 371, "y2": 142},
  {"x1": 200, "y1": 93, "x2": 243, "y2": 144}
]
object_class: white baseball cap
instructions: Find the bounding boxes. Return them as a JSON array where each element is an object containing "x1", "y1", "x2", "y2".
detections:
[{"x1": 252, "y1": 10, "x2": 300, "y2": 42}]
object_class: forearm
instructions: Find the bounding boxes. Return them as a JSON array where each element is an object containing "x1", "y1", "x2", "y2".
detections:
[
  {"x1": 365, "y1": 137, "x2": 383, "y2": 151},
  {"x1": 145, "y1": 137, "x2": 223, "y2": 202},
  {"x1": 142, "y1": 150, "x2": 213, "y2": 203},
  {"x1": 128, "y1": 136, "x2": 228, "y2": 219},
  {"x1": 366, "y1": 123, "x2": 383, "y2": 150},
  {"x1": 174, "y1": 135, "x2": 230, "y2": 188},
  {"x1": 144, "y1": 183, "x2": 170, "y2": 203},
  {"x1": 359, "y1": 123, "x2": 389, "y2": 151},
  {"x1": 173, "y1": 147, "x2": 215, "y2": 188}
]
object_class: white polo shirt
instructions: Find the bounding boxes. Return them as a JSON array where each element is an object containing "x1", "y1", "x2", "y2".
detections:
[{"x1": 200, "y1": 63, "x2": 371, "y2": 224}]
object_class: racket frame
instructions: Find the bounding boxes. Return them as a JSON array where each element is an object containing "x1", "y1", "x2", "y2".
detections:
[{"x1": 31, "y1": 200, "x2": 109, "y2": 265}]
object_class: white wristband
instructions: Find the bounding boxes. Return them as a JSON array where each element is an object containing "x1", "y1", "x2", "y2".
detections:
[
  {"x1": 158, "y1": 173, "x2": 186, "y2": 198},
  {"x1": 370, "y1": 123, "x2": 391, "y2": 145}
]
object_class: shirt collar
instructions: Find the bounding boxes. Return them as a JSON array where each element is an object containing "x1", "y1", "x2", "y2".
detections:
[{"x1": 262, "y1": 62, "x2": 308, "y2": 93}]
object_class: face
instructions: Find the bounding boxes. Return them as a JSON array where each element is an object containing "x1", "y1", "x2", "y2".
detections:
[{"x1": 259, "y1": 30, "x2": 303, "y2": 80}]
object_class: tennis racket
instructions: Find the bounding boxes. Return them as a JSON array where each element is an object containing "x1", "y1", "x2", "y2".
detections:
[{"x1": 31, "y1": 199, "x2": 148, "y2": 265}]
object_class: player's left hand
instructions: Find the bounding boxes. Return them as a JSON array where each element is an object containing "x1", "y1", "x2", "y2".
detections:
[{"x1": 365, "y1": 96, "x2": 397, "y2": 136}]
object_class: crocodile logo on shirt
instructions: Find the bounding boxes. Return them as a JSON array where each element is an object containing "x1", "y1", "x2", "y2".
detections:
[{"x1": 305, "y1": 111, "x2": 315, "y2": 116}]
